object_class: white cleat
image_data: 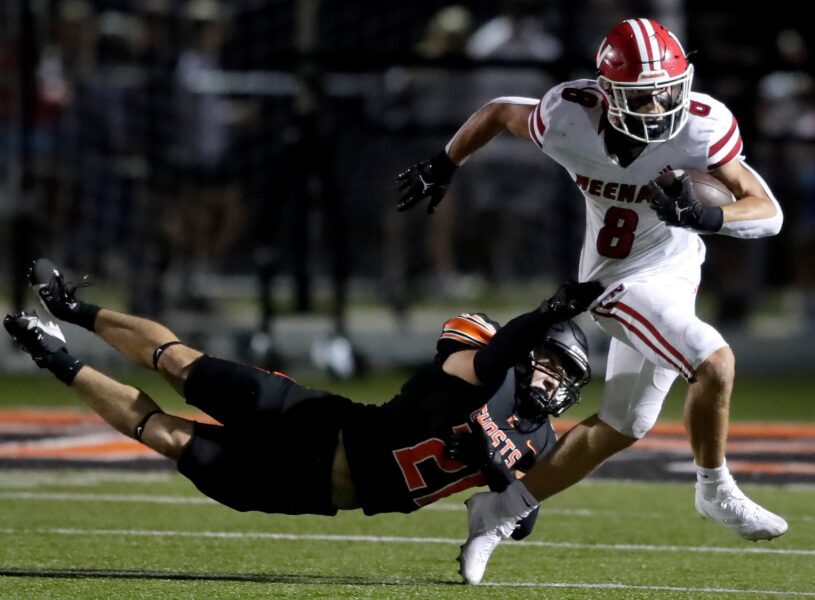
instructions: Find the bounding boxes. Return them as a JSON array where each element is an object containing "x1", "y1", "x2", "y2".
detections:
[
  {"x1": 695, "y1": 480, "x2": 788, "y2": 541},
  {"x1": 457, "y1": 492, "x2": 520, "y2": 585}
]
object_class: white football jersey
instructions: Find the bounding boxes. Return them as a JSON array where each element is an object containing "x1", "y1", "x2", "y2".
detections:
[{"x1": 527, "y1": 79, "x2": 743, "y2": 284}]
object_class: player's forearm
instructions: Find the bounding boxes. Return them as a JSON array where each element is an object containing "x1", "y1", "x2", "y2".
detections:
[
  {"x1": 720, "y1": 195, "x2": 783, "y2": 238},
  {"x1": 473, "y1": 308, "x2": 559, "y2": 386},
  {"x1": 712, "y1": 161, "x2": 783, "y2": 238},
  {"x1": 723, "y1": 196, "x2": 775, "y2": 221},
  {"x1": 446, "y1": 98, "x2": 535, "y2": 165},
  {"x1": 444, "y1": 311, "x2": 550, "y2": 386}
]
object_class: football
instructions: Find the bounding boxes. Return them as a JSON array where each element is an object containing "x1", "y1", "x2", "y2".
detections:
[{"x1": 653, "y1": 169, "x2": 736, "y2": 207}]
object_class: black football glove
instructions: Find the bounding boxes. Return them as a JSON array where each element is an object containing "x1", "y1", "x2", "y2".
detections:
[
  {"x1": 396, "y1": 151, "x2": 457, "y2": 214},
  {"x1": 445, "y1": 430, "x2": 511, "y2": 488},
  {"x1": 540, "y1": 280, "x2": 605, "y2": 320},
  {"x1": 445, "y1": 430, "x2": 494, "y2": 468},
  {"x1": 647, "y1": 173, "x2": 723, "y2": 232}
]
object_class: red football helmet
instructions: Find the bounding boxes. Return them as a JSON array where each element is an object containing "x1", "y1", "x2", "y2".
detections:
[{"x1": 596, "y1": 18, "x2": 694, "y2": 142}]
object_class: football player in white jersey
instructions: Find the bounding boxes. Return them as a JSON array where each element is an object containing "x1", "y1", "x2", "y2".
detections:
[{"x1": 397, "y1": 17, "x2": 786, "y2": 584}]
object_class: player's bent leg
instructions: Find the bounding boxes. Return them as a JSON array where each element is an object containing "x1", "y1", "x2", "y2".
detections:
[
  {"x1": 515, "y1": 338, "x2": 672, "y2": 504},
  {"x1": 521, "y1": 414, "x2": 636, "y2": 501},
  {"x1": 684, "y1": 345, "x2": 733, "y2": 468},
  {"x1": 689, "y1": 348, "x2": 787, "y2": 541},
  {"x1": 153, "y1": 342, "x2": 204, "y2": 396},
  {"x1": 92, "y1": 308, "x2": 190, "y2": 370},
  {"x1": 139, "y1": 412, "x2": 195, "y2": 461},
  {"x1": 91, "y1": 309, "x2": 204, "y2": 394},
  {"x1": 70, "y1": 366, "x2": 193, "y2": 460},
  {"x1": 4, "y1": 310, "x2": 194, "y2": 461}
]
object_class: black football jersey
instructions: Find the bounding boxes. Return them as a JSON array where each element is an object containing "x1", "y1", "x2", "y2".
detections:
[{"x1": 341, "y1": 313, "x2": 556, "y2": 515}]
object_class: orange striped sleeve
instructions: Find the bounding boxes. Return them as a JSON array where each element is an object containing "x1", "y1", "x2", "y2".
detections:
[{"x1": 440, "y1": 313, "x2": 497, "y2": 348}]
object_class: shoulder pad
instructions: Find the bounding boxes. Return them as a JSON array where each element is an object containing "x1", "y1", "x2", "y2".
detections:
[
  {"x1": 687, "y1": 93, "x2": 744, "y2": 170},
  {"x1": 440, "y1": 313, "x2": 498, "y2": 347},
  {"x1": 436, "y1": 313, "x2": 499, "y2": 360},
  {"x1": 530, "y1": 79, "x2": 605, "y2": 149}
]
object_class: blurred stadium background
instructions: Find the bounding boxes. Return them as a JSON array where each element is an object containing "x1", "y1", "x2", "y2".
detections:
[
  {"x1": 0, "y1": 0, "x2": 813, "y2": 379},
  {"x1": 0, "y1": 1, "x2": 813, "y2": 596}
]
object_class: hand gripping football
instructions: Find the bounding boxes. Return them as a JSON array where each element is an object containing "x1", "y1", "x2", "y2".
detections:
[{"x1": 652, "y1": 169, "x2": 735, "y2": 207}]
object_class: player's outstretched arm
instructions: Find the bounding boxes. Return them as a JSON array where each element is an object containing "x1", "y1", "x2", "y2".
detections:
[
  {"x1": 442, "y1": 280, "x2": 603, "y2": 385},
  {"x1": 396, "y1": 99, "x2": 536, "y2": 214},
  {"x1": 445, "y1": 98, "x2": 536, "y2": 164}
]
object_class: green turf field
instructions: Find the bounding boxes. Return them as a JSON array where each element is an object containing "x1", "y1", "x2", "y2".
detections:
[
  {"x1": 0, "y1": 371, "x2": 813, "y2": 598},
  {"x1": 0, "y1": 471, "x2": 813, "y2": 598}
]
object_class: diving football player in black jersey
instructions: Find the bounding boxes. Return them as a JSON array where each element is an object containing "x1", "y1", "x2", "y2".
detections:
[{"x1": 6, "y1": 258, "x2": 601, "y2": 539}]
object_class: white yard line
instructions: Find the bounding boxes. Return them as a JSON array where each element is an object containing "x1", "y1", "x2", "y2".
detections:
[
  {"x1": 1, "y1": 526, "x2": 812, "y2": 558},
  {"x1": 0, "y1": 567, "x2": 812, "y2": 596},
  {"x1": 481, "y1": 582, "x2": 815, "y2": 596},
  {"x1": 2, "y1": 490, "x2": 813, "y2": 522},
  {"x1": 0, "y1": 491, "x2": 215, "y2": 504},
  {"x1": 2, "y1": 526, "x2": 813, "y2": 595},
  {"x1": 0, "y1": 470, "x2": 173, "y2": 489}
]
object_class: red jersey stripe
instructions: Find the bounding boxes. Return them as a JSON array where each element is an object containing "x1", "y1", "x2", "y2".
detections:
[
  {"x1": 708, "y1": 116, "x2": 738, "y2": 157},
  {"x1": 708, "y1": 136, "x2": 743, "y2": 170},
  {"x1": 593, "y1": 302, "x2": 694, "y2": 377},
  {"x1": 535, "y1": 103, "x2": 546, "y2": 136},
  {"x1": 593, "y1": 307, "x2": 691, "y2": 378},
  {"x1": 528, "y1": 103, "x2": 545, "y2": 149},
  {"x1": 611, "y1": 301, "x2": 694, "y2": 374}
]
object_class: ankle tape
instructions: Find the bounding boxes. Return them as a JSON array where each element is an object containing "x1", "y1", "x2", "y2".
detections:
[
  {"x1": 134, "y1": 409, "x2": 163, "y2": 442},
  {"x1": 152, "y1": 341, "x2": 182, "y2": 371}
]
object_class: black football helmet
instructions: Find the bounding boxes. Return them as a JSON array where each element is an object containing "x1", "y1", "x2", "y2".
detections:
[{"x1": 514, "y1": 320, "x2": 591, "y2": 422}]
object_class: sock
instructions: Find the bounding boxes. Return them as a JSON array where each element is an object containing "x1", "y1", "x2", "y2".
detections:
[
  {"x1": 696, "y1": 460, "x2": 733, "y2": 499},
  {"x1": 47, "y1": 350, "x2": 84, "y2": 385},
  {"x1": 73, "y1": 302, "x2": 101, "y2": 332}
]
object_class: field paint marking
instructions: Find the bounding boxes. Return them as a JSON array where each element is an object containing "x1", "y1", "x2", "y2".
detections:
[
  {"x1": 552, "y1": 419, "x2": 815, "y2": 439},
  {"x1": 4, "y1": 490, "x2": 814, "y2": 522},
  {"x1": 0, "y1": 491, "x2": 685, "y2": 519},
  {"x1": 0, "y1": 470, "x2": 174, "y2": 489},
  {"x1": 482, "y1": 581, "x2": 815, "y2": 596},
  {"x1": 3, "y1": 527, "x2": 813, "y2": 557},
  {"x1": 0, "y1": 491, "x2": 215, "y2": 505},
  {"x1": 0, "y1": 568, "x2": 813, "y2": 596},
  {"x1": 0, "y1": 409, "x2": 214, "y2": 425}
]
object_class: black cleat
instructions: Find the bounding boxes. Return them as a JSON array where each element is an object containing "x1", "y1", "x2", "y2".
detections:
[
  {"x1": 4, "y1": 312, "x2": 68, "y2": 367},
  {"x1": 27, "y1": 258, "x2": 87, "y2": 322}
]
